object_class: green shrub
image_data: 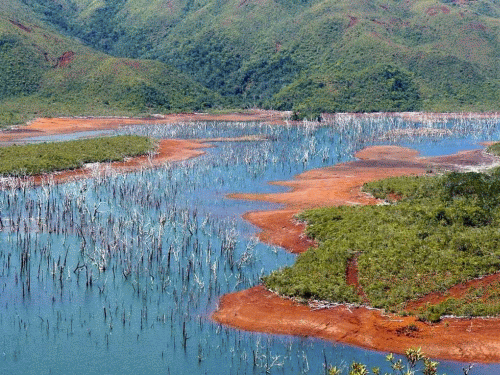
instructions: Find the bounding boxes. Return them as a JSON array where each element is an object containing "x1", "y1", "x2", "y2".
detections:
[
  {"x1": 0, "y1": 135, "x2": 154, "y2": 176},
  {"x1": 264, "y1": 164, "x2": 500, "y2": 320}
]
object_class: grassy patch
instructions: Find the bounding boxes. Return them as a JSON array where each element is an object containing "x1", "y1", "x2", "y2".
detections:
[
  {"x1": 264, "y1": 167, "x2": 500, "y2": 320},
  {"x1": 0, "y1": 135, "x2": 154, "y2": 176},
  {"x1": 487, "y1": 142, "x2": 500, "y2": 157}
]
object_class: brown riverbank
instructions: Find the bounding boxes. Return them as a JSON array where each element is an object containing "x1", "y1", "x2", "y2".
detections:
[{"x1": 28, "y1": 138, "x2": 209, "y2": 186}]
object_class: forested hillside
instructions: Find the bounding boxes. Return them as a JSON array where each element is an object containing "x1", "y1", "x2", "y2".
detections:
[
  {"x1": 1, "y1": 0, "x2": 499, "y2": 123},
  {"x1": 0, "y1": 1, "x2": 220, "y2": 125}
]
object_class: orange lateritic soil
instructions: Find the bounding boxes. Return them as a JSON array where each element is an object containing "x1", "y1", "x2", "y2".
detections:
[
  {"x1": 0, "y1": 110, "x2": 287, "y2": 143},
  {"x1": 213, "y1": 285, "x2": 500, "y2": 363},
  {"x1": 28, "y1": 139, "x2": 208, "y2": 186},
  {"x1": 213, "y1": 145, "x2": 500, "y2": 363}
]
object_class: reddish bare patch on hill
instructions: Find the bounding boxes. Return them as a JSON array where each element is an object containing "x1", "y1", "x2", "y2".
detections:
[
  {"x1": 55, "y1": 51, "x2": 75, "y2": 68},
  {"x1": 124, "y1": 60, "x2": 142, "y2": 70},
  {"x1": 425, "y1": 6, "x2": 449, "y2": 16},
  {"x1": 347, "y1": 15, "x2": 358, "y2": 28},
  {"x1": 371, "y1": 18, "x2": 386, "y2": 26},
  {"x1": 426, "y1": 7, "x2": 438, "y2": 16},
  {"x1": 470, "y1": 22, "x2": 487, "y2": 31}
]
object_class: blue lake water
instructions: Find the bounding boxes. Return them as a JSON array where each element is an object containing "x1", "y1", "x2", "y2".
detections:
[
  {"x1": 20, "y1": 130, "x2": 115, "y2": 143},
  {"x1": 1, "y1": 116, "x2": 500, "y2": 374}
]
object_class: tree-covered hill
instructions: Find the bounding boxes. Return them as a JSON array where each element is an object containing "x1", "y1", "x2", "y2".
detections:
[
  {"x1": 0, "y1": 2, "x2": 221, "y2": 125},
  {"x1": 2, "y1": 0, "x2": 500, "y2": 122}
]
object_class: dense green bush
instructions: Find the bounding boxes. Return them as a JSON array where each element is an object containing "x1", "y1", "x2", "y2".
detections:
[
  {"x1": 0, "y1": 135, "x2": 154, "y2": 176},
  {"x1": 12, "y1": 0, "x2": 499, "y2": 114},
  {"x1": 0, "y1": 35, "x2": 43, "y2": 99},
  {"x1": 264, "y1": 168, "x2": 500, "y2": 320}
]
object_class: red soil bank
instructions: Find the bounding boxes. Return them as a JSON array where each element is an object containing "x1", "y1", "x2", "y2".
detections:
[
  {"x1": 28, "y1": 139, "x2": 208, "y2": 186},
  {"x1": 0, "y1": 110, "x2": 287, "y2": 143},
  {"x1": 213, "y1": 145, "x2": 500, "y2": 363}
]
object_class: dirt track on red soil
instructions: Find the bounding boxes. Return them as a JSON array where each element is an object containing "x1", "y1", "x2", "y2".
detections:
[{"x1": 214, "y1": 145, "x2": 500, "y2": 363}]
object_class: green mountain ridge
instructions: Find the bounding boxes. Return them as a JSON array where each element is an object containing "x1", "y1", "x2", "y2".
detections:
[
  {"x1": 1, "y1": 0, "x2": 499, "y2": 123},
  {"x1": 0, "y1": 3, "x2": 220, "y2": 125}
]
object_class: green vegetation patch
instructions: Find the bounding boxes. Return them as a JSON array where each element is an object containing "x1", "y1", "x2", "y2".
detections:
[
  {"x1": 417, "y1": 280, "x2": 500, "y2": 323},
  {"x1": 0, "y1": 135, "x2": 154, "y2": 176},
  {"x1": 264, "y1": 168, "x2": 500, "y2": 320},
  {"x1": 14, "y1": 0, "x2": 500, "y2": 116}
]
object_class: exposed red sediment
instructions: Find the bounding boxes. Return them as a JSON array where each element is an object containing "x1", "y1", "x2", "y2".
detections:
[
  {"x1": 346, "y1": 254, "x2": 368, "y2": 301},
  {"x1": 9, "y1": 19, "x2": 31, "y2": 32},
  {"x1": 213, "y1": 285, "x2": 500, "y2": 363},
  {"x1": 55, "y1": 51, "x2": 75, "y2": 68},
  {"x1": 26, "y1": 139, "x2": 208, "y2": 186},
  {"x1": 347, "y1": 15, "x2": 358, "y2": 28},
  {"x1": 0, "y1": 110, "x2": 287, "y2": 144},
  {"x1": 241, "y1": 210, "x2": 314, "y2": 254},
  {"x1": 405, "y1": 272, "x2": 500, "y2": 311},
  {"x1": 213, "y1": 145, "x2": 500, "y2": 363}
]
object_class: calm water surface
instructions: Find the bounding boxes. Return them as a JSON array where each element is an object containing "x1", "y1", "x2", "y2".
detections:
[{"x1": 1, "y1": 117, "x2": 500, "y2": 374}]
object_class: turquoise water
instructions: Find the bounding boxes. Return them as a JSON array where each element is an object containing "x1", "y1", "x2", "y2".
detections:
[
  {"x1": 20, "y1": 130, "x2": 115, "y2": 143},
  {"x1": 1, "y1": 117, "x2": 500, "y2": 374}
]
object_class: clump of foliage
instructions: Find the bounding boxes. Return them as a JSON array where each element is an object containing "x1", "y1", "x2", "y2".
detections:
[
  {"x1": 487, "y1": 142, "x2": 500, "y2": 157},
  {"x1": 0, "y1": 135, "x2": 154, "y2": 176},
  {"x1": 329, "y1": 348, "x2": 475, "y2": 374},
  {"x1": 329, "y1": 348, "x2": 449, "y2": 375},
  {"x1": 273, "y1": 63, "x2": 422, "y2": 119},
  {"x1": 264, "y1": 168, "x2": 500, "y2": 320}
]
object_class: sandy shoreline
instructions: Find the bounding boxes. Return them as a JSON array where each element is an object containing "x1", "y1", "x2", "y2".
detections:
[{"x1": 214, "y1": 145, "x2": 500, "y2": 364}]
